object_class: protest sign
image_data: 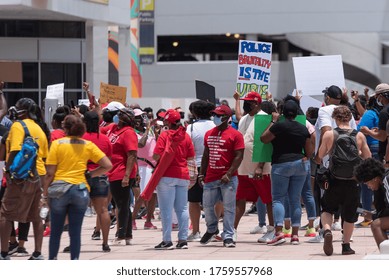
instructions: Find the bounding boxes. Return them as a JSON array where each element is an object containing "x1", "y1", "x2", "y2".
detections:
[
  {"x1": 236, "y1": 40, "x2": 272, "y2": 99},
  {"x1": 292, "y1": 55, "x2": 345, "y2": 97},
  {"x1": 46, "y1": 83, "x2": 64, "y2": 106},
  {"x1": 99, "y1": 82, "x2": 127, "y2": 104},
  {"x1": 195, "y1": 80, "x2": 216, "y2": 105},
  {"x1": 252, "y1": 115, "x2": 306, "y2": 162}
]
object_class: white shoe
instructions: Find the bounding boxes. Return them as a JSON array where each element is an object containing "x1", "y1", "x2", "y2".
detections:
[
  {"x1": 109, "y1": 238, "x2": 126, "y2": 246},
  {"x1": 307, "y1": 230, "x2": 324, "y2": 243},
  {"x1": 187, "y1": 232, "x2": 201, "y2": 242},
  {"x1": 250, "y1": 225, "x2": 268, "y2": 234},
  {"x1": 331, "y1": 221, "x2": 342, "y2": 231},
  {"x1": 379, "y1": 240, "x2": 389, "y2": 254},
  {"x1": 126, "y1": 239, "x2": 133, "y2": 245},
  {"x1": 313, "y1": 217, "x2": 320, "y2": 230},
  {"x1": 233, "y1": 229, "x2": 237, "y2": 242},
  {"x1": 257, "y1": 226, "x2": 275, "y2": 243},
  {"x1": 84, "y1": 207, "x2": 93, "y2": 217}
]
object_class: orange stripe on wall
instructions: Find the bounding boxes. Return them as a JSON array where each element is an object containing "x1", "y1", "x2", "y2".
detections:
[{"x1": 108, "y1": 47, "x2": 119, "y2": 71}]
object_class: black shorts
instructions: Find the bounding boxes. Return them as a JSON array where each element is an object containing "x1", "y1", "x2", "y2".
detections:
[{"x1": 321, "y1": 176, "x2": 360, "y2": 223}]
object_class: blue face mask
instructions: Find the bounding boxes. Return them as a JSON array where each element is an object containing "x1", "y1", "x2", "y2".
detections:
[
  {"x1": 212, "y1": 115, "x2": 224, "y2": 126},
  {"x1": 113, "y1": 114, "x2": 119, "y2": 124}
]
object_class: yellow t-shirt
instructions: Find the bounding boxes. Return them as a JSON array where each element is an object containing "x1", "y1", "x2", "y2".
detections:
[
  {"x1": 6, "y1": 119, "x2": 49, "y2": 176},
  {"x1": 46, "y1": 137, "x2": 106, "y2": 187}
]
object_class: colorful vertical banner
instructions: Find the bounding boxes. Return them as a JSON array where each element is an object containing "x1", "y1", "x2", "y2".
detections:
[
  {"x1": 236, "y1": 40, "x2": 272, "y2": 99},
  {"x1": 252, "y1": 115, "x2": 306, "y2": 162},
  {"x1": 108, "y1": 29, "x2": 119, "y2": 85},
  {"x1": 130, "y1": 0, "x2": 142, "y2": 98},
  {"x1": 139, "y1": 0, "x2": 155, "y2": 64}
]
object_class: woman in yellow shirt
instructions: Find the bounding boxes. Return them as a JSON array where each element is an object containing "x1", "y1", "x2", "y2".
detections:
[{"x1": 42, "y1": 115, "x2": 112, "y2": 260}]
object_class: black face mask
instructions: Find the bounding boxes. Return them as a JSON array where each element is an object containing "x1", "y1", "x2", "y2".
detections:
[{"x1": 243, "y1": 101, "x2": 253, "y2": 114}]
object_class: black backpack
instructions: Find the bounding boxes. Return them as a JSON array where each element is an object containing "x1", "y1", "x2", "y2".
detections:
[{"x1": 328, "y1": 127, "x2": 361, "y2": 180}]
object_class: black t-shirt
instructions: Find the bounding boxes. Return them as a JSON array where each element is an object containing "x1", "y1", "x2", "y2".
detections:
[
  {"x1": 378, "y1": 105, "x2": 389, "y2": 160},
  {"x1": 269, "y1": 119, "x2": 310, "y2": 164}
]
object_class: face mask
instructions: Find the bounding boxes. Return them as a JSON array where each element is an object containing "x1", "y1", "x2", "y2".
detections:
[
  {"x1": 377, "y1": 96, "x2": 383, "y2": 107},
  {"x1": 243, "y1": 101, "x2": 253, "y2": 114},
  {"x1": 113, "y1": 114, "x2": 119, "y2": 124},
  {"x1": 212, "y1": 115, "x2": 224, "y2": 126}
]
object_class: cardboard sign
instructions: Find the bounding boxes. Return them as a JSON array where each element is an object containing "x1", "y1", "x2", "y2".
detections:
[
  {"x1": 99, "y1": 82, "x2": 127, "y2": 104},
  {"x1": 195, "y1": 80, "x2": 216, "y2": 105},
  {"x1": 236, "y1": 40, "x2": 272, "y2": 99},
  {"x1": 0, "y1": 61, "x2": 23, "y2": 83},
  {"x1": 46, "y1": 83, "x2": 64, "y2": 106},
  {"x1": 292, "y1": 55, "x2": 345, "y2": 97}
]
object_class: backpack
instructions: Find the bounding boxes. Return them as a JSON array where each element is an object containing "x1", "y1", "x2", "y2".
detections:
[
  {"x1": 9, "y1": 120, "x2": 39, "y2": 180},
  {"x1": 328, "y1": 127, "x2": 361, "y2": 180}
]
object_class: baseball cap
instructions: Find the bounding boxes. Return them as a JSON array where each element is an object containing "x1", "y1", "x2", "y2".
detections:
[
  {"x1": 210, "y1": 105, "x2": 233, "y2": 117},
  {"x1": 118, "y1": 107, "x2": 135, "y2": 118},
  {"x1": 163, "y1": 109, "x2": 181, "y2": 124},
  {"x1": 133, "y1": 108, "x2": 145, "y2": 117},
  {"x1": 322, "y1": 85, "x2": 342, "y2": 100},
  {"x1": 240, "y1": 91, "x2": 262, "y2": 103},
  {"x1": 375, "y1": 83, "x2": 389, "y2": 95},
  {"x1": 105, "y1": 101, "x2": 125, "y2": 112}
]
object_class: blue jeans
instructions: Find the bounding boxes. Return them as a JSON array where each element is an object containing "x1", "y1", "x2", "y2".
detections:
[
  {"x1": 203, "y1": 176, "x2": 238, "y2": 240},
  {"x1": 256, "y1": 196, "x2": 267, "y2": 227},
  {"x1": 285, "y1": 161, "x2": 316, "y2": 221},
  {"x1": 156, "y1": 177, "x2": 189, "y2": 242},
  {"x1": 49, "y1": 184, "x2": 89, "y2": 260},
  {"x1": 271, "y1": 159, "x2": 309, "y2": 228}
]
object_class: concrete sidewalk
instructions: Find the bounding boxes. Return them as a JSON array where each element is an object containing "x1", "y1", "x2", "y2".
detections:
[{"x1": 9, "y1": 209, "x2": 382, "y2": 260}]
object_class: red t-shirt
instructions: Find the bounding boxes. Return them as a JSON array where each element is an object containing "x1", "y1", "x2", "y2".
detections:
[
  {"x1": 82, "y1": 132, "x2": 112, "y2": 171},
  {"x1": 204, "y1": 126, "x2": 245, "y2": 183},
  {"x1": 105, "y1": 124, "x2": 138, "y2": 181},
  {"x1": 50, "y1": 129, "x2": 66, "y2": 141},
  {"x1": 100, "y1": 123, "x2": 115, "y2": 135},
  {"x1": 153, "y1": 130, "x2": 195, "y2": 180}
]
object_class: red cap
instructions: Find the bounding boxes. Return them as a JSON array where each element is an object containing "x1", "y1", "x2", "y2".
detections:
[
  {"x1": 211, "y1": 105, "x2": 232, "y2": 117},
  {"x1": 163, "y1": 109, "x2": 181, "y2": 124},
  {"x1": 240, "y1": 91, "x2": 262, "y2": 103}
]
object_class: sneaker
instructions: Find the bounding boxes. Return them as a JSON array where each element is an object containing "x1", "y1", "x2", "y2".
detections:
[
  {"x1": 200, "y1": 229, "x2": 219, "y2": 245},
  {"x1": 15, "y1": 247, "x2": 30, "y2": 257},
  {"x1": 0, "y1": 254, "x2": 10, "y2": 260},
  {"x1": 299, "y1": 223, "x2": 309, "y2": 230},
  {"x1": 125, "y1": 239, "x2": 133, "y2": 245},
  {"x1": 110, "y1": 216, "x2": 117, "y2": 229},
  {"x1": 91, "y1": 230, "x2": 101, "y2": 240},
  {"x1": 305, "y1": 227, "x2": 317, "y2": 237},
  {"x1": 342, "y1": 243, "x2": 355, "y2": 255},
  {"x1": 355, "y1": 220, "x2": 372, "y2": 228},
  {"x1": 110, "y1": 238, "x2": 126, "y2": 246},
  {"x1": 323, "y1": 229, "x2": 333, "y2": 256},
  {"x1": 176, "y1": 241, "x2": 188, "y2": 249},
  {"x1": 8, "y1": 241, "x2": 19, "y2": 255},
  {"x1": 136, "y1": 207, "x2": 147, "y2": 219},
  {"x1": 154, "y1": 241, "x2": 174, "y2": 250},
  {"x1": 172, "y1": 223, "x2": 179, "y2": 231},
  {"x1": 187, "y1": 232, "x2": 201, "y2": 242},
  {"x1": 28, "y1": 253, "x2": 44, "y2": 260},
  {"x1": 290, "y1": 235, "x2": 299, "y2": 245},
  {"x1": 379, "y1": 239, "x2": 389, "y2": 254},
  {"x1": 307, "y1": 230, "x2": 324, "y2": 243},
  {"x1": 144, "y1": 221, "x2": 157, "y2": 230},
  {"x1": 84, "y1": 207, "x2": 93, "y2": 217},
  {"x1": 244, "y1": 204, "x2": 257, "y2": 215},
  {"x1": 331, "y1": 221, "x2": 342, "y2": 231},
  {"x1": 313, "y1": 217, "x2": 320, "y2": 230},
  {"x1": 102, "y1": 244, "x2": 111, "y2": 252},
  {"x1": 282, "y1": 227, "x2": 292, "y2": 238},
  {"x1": 223, "y1": 238, "x2": 236, "y2": 248},
  {"x1": 233, "y1": 229, "x2": 237, "y2": 242},
  {"x1": 250, "y1": 225, "x2": 267, "y2": 234},
  {"x1": 213, "y1": 234, "x2": 223, "y2": 242},
  {"x1": 43, "y1": 226, "x2": 51, "y2": 237},
  {"x1": 257, "y1": 226, "x2": 275, "y2": 243},
  {"x1": 267, "y1": 233, "x2": 286, "y2": 246}
]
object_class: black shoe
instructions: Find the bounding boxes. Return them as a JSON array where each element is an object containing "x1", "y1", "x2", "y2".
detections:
[
  {"x1": 92, "y1": 230, "x2": 101, "y2": 240},
  {"x1": 102, "y1": 244, "x2": 111, "y2": 252},
  {"x1": 342, "y1": 243, "x2": 355, "y2": 255},
  {"x1": 154, "y1": 241, "x2": 174, "y2": 250},
  {"x1": 136, "y1": 207, "x2": 148, "y2": 219},
  {"x1": 63, "y1": 246, "x2": 70, "y2": 253},
  {"x1": 8, "y1": 242, "x2": 19, "y2": 255},
  {"x1": 200, "y1": 229, "x2": 219, "y2": 245},
  {"x1": 223, "y1": 238, "x2": 236, "y2": 248},
  {"x1": 323, "y1": 229, "x2": 333, "y2": 256},
  {"x1": 176, "y1": 241, "x2": 188, "y2": 249}
]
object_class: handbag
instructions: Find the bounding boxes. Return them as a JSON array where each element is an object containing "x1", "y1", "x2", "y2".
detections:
[{"x1": 316, "y1": 166, "x2": 330, "y2": 190}]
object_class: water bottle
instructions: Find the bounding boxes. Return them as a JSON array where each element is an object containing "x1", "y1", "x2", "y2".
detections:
[{"x1": 40, "y1": 206, "x2": 49, "y2": 219}]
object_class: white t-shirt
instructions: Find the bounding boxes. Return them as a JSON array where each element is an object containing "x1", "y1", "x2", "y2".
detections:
[
  {"x1": 238, "y1": 110, "x2": 271, "y2": 175},
  {"x1": 186, "y1": 120, "x2": 215, "y2": 166},
  {"x1": 314, "y1": 104, "x2": 356, "y2": 166}
]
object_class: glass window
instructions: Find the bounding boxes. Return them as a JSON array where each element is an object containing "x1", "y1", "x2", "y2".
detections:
[
  {"x1": 41, "y1": 63, "x2": 82, "y2": 89},
  {"x1": 4, "y1": 91, "x2": 39, "y2": 107}
]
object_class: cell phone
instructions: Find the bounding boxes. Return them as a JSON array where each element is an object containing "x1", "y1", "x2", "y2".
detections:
[{"x1": 70, "y1": 100, "x2": 75, "y2": 109}]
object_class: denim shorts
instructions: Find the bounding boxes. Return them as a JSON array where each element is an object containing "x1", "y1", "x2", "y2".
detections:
[{"x1": 88, "y1": 175, "x2": 109, "y2": 198}]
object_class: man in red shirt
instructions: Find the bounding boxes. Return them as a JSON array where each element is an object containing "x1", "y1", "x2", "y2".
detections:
[{"x1": 199, "y1": 105, "x2": 244, "y2": 248}]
